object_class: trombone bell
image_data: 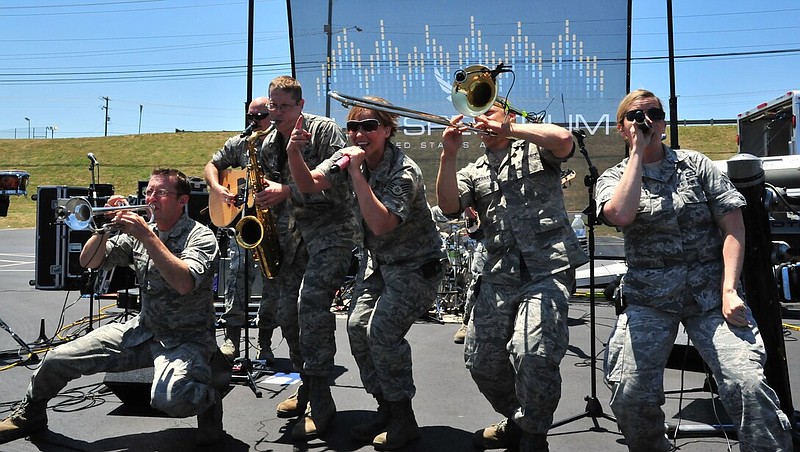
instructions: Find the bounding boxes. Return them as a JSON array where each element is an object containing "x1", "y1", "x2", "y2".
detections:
[{"x1": 451, "y1": 65, "x2": 498, "y2": 117}]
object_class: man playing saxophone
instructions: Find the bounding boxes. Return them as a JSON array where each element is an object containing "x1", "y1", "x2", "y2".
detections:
[
  {"x1": 204, "y1": 97, "x2": 279, "y2": 363},
  {"x1": 254, "y1": 75, "x2": 359, "y2": 441}
]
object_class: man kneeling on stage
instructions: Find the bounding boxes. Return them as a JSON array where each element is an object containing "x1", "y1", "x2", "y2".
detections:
[{"x1": 0, "y1": 168, "x2": 227, "y2": 446}]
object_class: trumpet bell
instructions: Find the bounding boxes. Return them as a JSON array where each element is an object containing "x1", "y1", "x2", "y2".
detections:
[
  {"x1": 451, "y1": 65, "x2": 498, "y2": 117},
  {"x1": 63, "y1": 197, "x2": 93, "y2": 230}
]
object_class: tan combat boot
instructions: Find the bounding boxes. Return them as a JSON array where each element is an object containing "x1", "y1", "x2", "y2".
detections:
[
  {"x1": 219, "y1": 327, "x2": 241, "y2": 361},
  {"x1": 472, "y1": 417, "x2": 522, "y2": 450},
  {"x1": 372, "y1": 398, "x2": 420, "y2": 450},
  {"x1": 276, "y1": 379, "x2": 309, "y2": 418},
  {"x1": 350, "y1": 394, "x2": 389, "y2": 443},
  {"x1": 291, "y1": 376, "x2": 336, "y2": 440},
  {"x1": 0, "y1": 398, "x2": 48, "y2": 445}
]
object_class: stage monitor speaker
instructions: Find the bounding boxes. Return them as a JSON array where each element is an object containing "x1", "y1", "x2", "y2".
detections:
[
  {"x1": 666, "y1": 329, "x2": 707, "y2": 374},
  {"x1": 32, "y1": 185, "x2": 113, "y2": 290},
  {"x1": 103, "y1": 368, "x2": 160, "y2": 410}
]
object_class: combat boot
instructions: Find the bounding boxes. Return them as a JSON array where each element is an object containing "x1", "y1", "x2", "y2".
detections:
[
  {"x1": 196, "y1": 348, "x2": 231, "y2": 446},
  {"x1": 350, "y1": 394, "x2": 389, "y2": 443},
  {"x1": 0, "y1": 398, "x2": 48, "y2": 445},
  {"x1": 453, "y1": 324, "x2": 467, "y2": 344},
  {"x1": 276, "y1": 378, "x2": 309, "y2": 418},
  {"x1": 257, "y1": 328, "x2": 275, "y2": 363},
  {"x1": 196, "y1": 390, "x2": 224, "y2": 446},
  {"x1": 372, "y1": 398, "x2": 420, "y2": 450},
  {"x1": 519, "y1": 432, "x2": 549, "y2": 452},
  {"x1": 219, "y1": 327, "x2": 241, "y2": 361},
  {"x1": 291, "y1": 376, "x2": 336, "y2": 440},
  {"x1": 472, "y1": 417, "x2": 522, "y2": 450}
]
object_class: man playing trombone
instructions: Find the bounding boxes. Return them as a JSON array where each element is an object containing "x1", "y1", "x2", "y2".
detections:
[
  {"x1": 436, "y1": 99, "x2": 587, "y2": 452},
  {"x1": 0, "y1": 168, "x2": 226, "y2": 446}
]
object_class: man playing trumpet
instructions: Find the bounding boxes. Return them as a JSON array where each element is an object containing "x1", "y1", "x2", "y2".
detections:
[{"x1": 0, "y1": 168, "x2": 226, "y2": 446}]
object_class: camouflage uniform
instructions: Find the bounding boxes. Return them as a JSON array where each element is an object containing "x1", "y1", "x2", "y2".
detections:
[
  {"x1": 319, "y1": 142, "x2": 444, "y2": 401},
  {"x1": 260, "y1": 112, "x2": 359, "y2": 376},
  {"x1": 455, "y1": 140, "x2": 587, "y2": 434},
  {"x1": 209, "y1": 135, "x2": 278, "y2": 332},
  {"x1": 21, "y1": 213, "x2": 220, "y2": 418},
  {"x1": 596, "y1": 145, "x2": 793, "y2": 451},
  {"x1": 462, "y1": 239, "x2": 487, "y2": 325}
]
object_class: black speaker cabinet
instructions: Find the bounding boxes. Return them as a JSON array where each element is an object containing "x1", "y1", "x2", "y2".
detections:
[
  {"x1": 33, "y1": 185, "x2": 113, "y2": 290},
  {"x1": 137, "y1": 178, "x2": 212, "y2": 229},
  {"x1": 103, "y1": 368, "x2": 162, "y2": 411}
]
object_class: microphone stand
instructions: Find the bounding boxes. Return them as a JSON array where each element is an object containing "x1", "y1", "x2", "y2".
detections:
[
  {"x1": 228, "y1": 145, "x2": 262, "y2": 398},
  {"x1": 86, "y1": 156, "x2": 99, "y2": 332},
  {"x1": 551, "y1": 129, "x2": 616, "y2": 431}
]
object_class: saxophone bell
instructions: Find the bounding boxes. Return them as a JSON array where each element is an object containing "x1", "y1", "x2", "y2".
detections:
[{"x1": 234, "y1": 215, "x2": 264, "y2": 249}]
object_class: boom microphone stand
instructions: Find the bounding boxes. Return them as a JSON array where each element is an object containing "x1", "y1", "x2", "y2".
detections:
[{"x1": 551, "y1": 129, "x2": 616, "y2": 431}]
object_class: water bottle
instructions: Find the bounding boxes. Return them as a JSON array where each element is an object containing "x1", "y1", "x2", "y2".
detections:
[{"x1": 571, "y1": 214, "x2": 588, "y2": 253}]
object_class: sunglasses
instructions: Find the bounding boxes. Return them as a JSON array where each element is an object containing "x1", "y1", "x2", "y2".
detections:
[
  {"x1": 246, "y1": 112, "x2": 270, "y2": 121},
  {"x1": 624, "y1": 107, "x2": 666, "y2": 122},
  {"x1": 346, "y1": 119, "x2": 381, "y2": 133}
]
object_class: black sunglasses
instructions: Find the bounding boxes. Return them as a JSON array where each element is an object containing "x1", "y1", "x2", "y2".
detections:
[
  {"x1": 346, "y1": 119, "x2": 381, "y2": 133},
  {"x1": 247, "y1": 112, "x2": 270, "y2": 121},
  {"x1": 625, "y1": 107, "x2": 665, "y2": 122}
]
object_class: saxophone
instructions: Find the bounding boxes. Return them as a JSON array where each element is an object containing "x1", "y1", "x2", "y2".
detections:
[{"x1": 234, "y1": 127, "x2": 283, "y2": 279}]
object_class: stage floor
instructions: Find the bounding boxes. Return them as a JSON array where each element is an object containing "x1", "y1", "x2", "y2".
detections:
[{"x1": 1, "y1": 228, "x2": 799, "y2": 451}]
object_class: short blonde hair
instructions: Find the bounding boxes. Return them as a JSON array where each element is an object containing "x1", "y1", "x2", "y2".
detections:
[{"x1": 616, "y1": 89, "x2": 664, "y2": 124}]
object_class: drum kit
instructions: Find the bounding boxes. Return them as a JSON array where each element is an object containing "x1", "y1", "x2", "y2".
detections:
[
  {"x1": 0, "y1": 169, "x2": 30, "y2": 216},
  {"x1": 431, "y1": 217, "x2": 473, "y2": 320}
]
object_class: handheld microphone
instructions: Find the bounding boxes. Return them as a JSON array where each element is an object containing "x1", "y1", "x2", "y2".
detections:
[
  {"x1": 240, "y1": 120, "x2": 258, "y2": 138},
  {"x1": 87, "y1": 153, "x2": 99, "y2": 165},
  {"x1": 329, "y1": 155, "x2": 351, "y2": 174},
  {"x1": 632, "y1": 110, "x2": 650, "y2": 132}
]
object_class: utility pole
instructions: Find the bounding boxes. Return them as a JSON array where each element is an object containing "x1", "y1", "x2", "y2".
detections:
[
  {"x1": 100, "y1": 96, "x2": 110, "y2": 137},
  {"x1": 138, "y1": 104, "x2": 143, "y2": 134}
]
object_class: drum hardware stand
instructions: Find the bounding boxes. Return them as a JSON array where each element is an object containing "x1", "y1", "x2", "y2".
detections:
[
  {"x1": 227, "y1": 153, "x2": 262, "y2": 398},
  {"x1": 551, "y1": 129, "x2": 616, "y2": 432}
]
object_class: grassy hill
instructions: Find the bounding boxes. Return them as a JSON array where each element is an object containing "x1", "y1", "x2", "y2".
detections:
[{"x1": 0, "y1": 125, "x2": 739, "y2": 233}]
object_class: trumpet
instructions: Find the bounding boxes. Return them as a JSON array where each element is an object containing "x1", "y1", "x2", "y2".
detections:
[
  {"x1": 56, "y1": 196, "x2": 154, "y2": 232},
  {"x1": 329, "y1": 62, "x2": 541, "y2": 135}
]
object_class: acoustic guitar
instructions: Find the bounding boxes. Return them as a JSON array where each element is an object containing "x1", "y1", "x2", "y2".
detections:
[{"x1": 208, "y1": 168, "x2": 248, "y2": 228}]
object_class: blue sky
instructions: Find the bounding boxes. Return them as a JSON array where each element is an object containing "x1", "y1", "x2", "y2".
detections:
[{"x1": 0, "y1": 0, "x2": 798, "y2": 139}]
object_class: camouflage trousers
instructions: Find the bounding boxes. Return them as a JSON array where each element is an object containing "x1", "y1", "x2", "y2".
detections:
[
  {"x1": 462, "y1": 241, "x2": 487, "y2": 325},
  {"x1": 347, "y1": 261, "x2": 443, "y2": 401},
  {"x1": 605, "y1": 302, "x2": 793, "y2": 452},
  {"x1": 25, "y1": 321, "x2": 216, "y2": 418},
  {"x1": 464, "y1": 269, "x2": 573, "y2": 434},
  {"x1": 219, "y1": 234, "x2": 278, "y2": 331},
  {"x1": 275, "y1": 244, "x2": 352, "y2": 376}
]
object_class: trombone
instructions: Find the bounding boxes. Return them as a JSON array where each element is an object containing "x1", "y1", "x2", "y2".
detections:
[
  {"x1": 328, "y1": 62, "x2": 542, "y2": 134},
  {"x1": 56, "y1": 196, "x2": 154, "y2": 233}
]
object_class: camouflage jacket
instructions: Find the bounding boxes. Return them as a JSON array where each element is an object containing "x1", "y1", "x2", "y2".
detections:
[
  {"x1": 101, "y1": 213, "x2": 219, "y2": 350},
  {"x1": 455, "y1": 139, "x2": 587, "y2": 285},
  {"x1": 596, "y1": 145, "x2": 746, "y2": 313}
]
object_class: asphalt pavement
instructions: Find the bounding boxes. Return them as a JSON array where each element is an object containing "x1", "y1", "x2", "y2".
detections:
[{"x1": 1, "y1": 228, "x2": 799, "y2": 451}]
